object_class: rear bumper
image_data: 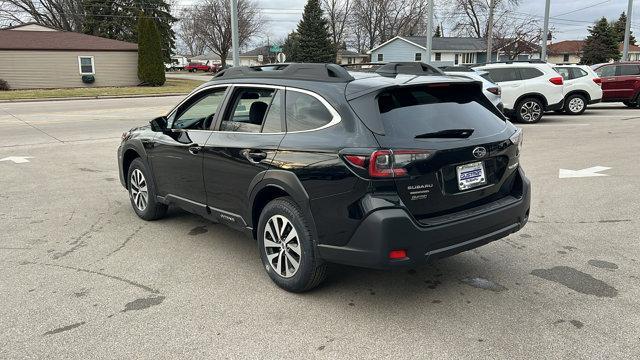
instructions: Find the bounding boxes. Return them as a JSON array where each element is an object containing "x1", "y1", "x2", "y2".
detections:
[{"x1": 317, "y1": 169, "x2": 531, "y2": 269}]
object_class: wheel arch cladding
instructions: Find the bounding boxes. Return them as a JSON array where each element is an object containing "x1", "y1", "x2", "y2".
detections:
[
  {"x1": 122, "y1": 148, "x2": 141, "y2": 183},
  {"x1": 516, "y1": 93, "x2": 547, "y2": 107},
  {"x1": 565, "y1": 90, "x2": 590, "y2": 102},
  {"x1": 249, "y1": 170, "x2": 316, "y2": 241}
]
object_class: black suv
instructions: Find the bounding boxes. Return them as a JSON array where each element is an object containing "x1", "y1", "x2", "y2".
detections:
[{"x1": 118, "y1": 63, "x2": 531, "y2": 292}]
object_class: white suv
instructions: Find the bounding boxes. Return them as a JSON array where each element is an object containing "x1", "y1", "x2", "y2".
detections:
[
  {"x1": 553, "y1": 65, "x2": 603, "y2": 115},
  {"x1": 473, "y1": 62, "x2": 565, "y2": 123}
]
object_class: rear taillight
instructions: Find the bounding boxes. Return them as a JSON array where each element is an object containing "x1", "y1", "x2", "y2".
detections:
[
  {"x1": 487, "y1": 87, "x2": 501, "y2": 95},
  {"x1": 593, "y1": 77, "x2": 602, "y2": 86},
  {"x1": 549, "y1": 76, "x2": 564, "y2": 85},
  {"x1": 342, "y1": 149, "x2": 433, "y2": 178}
]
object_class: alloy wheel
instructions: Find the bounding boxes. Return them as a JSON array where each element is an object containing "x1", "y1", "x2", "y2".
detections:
[
  {"x1": 568, "y1": 97, "x2": 585, "y2": 113},
  {"x1": 130, "y1": 169, "x2": 148, "y2": 211},
  {"x1": 263, "y1": 215, "x2": 302, "y2": 278},
  {"x1": 520, "y1": 101, "x2": 542, "y2": 122}
]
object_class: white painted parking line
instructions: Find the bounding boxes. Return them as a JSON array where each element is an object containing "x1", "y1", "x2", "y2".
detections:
[
  {"x1": 0, "y1": 156, "x2": 33, "y2": 164},
  {"x1": 559, "y1": 166, "x2": 611, "y2": 178}
]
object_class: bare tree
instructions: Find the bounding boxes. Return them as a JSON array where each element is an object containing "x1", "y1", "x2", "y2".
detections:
[
  {"x1": 348, "y1": 0, "x2": 429, "y2": 53},
  {"x1": 322, "y1": 0, "x2": 351, "y2": 59},
  {"x1": 0, "y1": 0, "x2": 84, "y2": 31},
  {"x1": 191, "y1": 0, "x2": 262, "y2": 67},
  {"x1": 446, "y1": 0, "x2": 519, "y2": 38},
  {"x1": 175, "y1": 8, "x2": 207, "y2": 56}
]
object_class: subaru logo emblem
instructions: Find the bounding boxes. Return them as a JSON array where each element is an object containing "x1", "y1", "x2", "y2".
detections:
[{"x1": 472, "y1": 147, "x2": 487, "y2": 158}]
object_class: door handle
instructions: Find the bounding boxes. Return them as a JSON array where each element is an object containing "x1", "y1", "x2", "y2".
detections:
[
  {"x1": 243, "y1": 149, "x2": 267, "y2": 164},
  {"x1": 188, "y1": 146, "x2": 202, "y2": 155}
]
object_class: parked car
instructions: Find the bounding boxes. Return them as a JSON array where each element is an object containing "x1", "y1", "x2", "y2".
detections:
[
  {"x1": 443, "y1": 67, "x2": 503, "y2": 110},
  {"x1": 474, "y1": 61, "x2": 565, "y2": 123},
  {"x1": 553, "y1": 65, "x2": 603, "y2": 115},
  {"x1": 592, "y1": 62, "x2": 640, "y2": 108},
  {"x1": 118, "y1": 63, "x2": 530, "y2": 292},
  {"x1": 185, "y1": 62, "x2": 212, "y2": 72}
]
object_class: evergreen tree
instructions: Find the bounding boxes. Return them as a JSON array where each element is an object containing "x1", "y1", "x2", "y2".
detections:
[
  {"x1": 434, "y1": 25, "x2": 441, "y2": 37},
  {"x1": 82, "y1": 0, "x2": 176, "y2": 62},
  {"x1": 295, "y1": 0, "x2": 335, "y2": 63},
  {"x1": 138, "y1": 13, "x2": 166, "y2": 86},
  {"x1": 283, "y1": 31, "x2": 301, "y2": 62},
  {"x1": 581, "y1": 17, "x2": 620, "y2": 65},
  {"x1": 612, "y1": 12, "x2": 636, "y2": 45}
]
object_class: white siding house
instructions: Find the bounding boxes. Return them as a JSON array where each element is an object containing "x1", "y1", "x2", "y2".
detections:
[{"x1": 369, "y1": 36, "x2": 488, "y2": 66}]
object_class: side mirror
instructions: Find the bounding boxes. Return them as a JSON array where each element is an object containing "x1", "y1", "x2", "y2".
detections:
[{"x1": 150, "y1": 116, "x2": 168, "y2": 132}]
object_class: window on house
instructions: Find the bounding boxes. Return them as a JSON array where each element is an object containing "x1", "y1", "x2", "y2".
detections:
[
  {"x1": 377, "y1": 54, "x2": 384, "y2": 62},
  {"x1": 563, "y1": 54, "x2": 570, "y2": 62},
  {"x1": 435, "y1": 53, "x2": 441, "y2": 61},
  {"x1": 78, "y1": 56, "x2": 95, "y2": 74},
  {"x1": 460, "y1": 53, "x2": 475, "y2": 64},
  {"x1": 415, "y1": 53, "x2": 422, "y2": 61}
]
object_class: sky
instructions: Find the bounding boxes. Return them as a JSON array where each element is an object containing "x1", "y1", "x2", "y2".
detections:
[{"x1": 177, "y1": 0, "x2": 640, "y2": 46}]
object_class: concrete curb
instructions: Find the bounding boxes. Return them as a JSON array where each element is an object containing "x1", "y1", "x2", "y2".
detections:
[{"x1": 0, "y1": 92, "x2": 188, "y2": 103}]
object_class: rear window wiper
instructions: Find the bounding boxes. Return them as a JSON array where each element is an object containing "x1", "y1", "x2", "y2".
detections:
[{"x1": 414, "y1": 129, "x2": 474, "y2": 139}]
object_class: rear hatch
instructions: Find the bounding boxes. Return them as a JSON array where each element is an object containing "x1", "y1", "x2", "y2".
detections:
[{"x1": 348, "y1": 81, "x2": 521, "y2": 222}]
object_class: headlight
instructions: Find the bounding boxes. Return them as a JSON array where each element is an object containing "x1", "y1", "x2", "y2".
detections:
[{"x1": 509, "y1": 128, "x2": 523, "y2": 155}]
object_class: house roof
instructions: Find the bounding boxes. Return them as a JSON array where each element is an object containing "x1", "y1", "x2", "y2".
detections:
[
  {"x1": 240, "y1": 46, "x2": 270, "y2": 57},
  {"x1": 369, "y1": 36, "x2": 487, "y2": 53},
  {"x1": 0, "y1": 30, "x2": 137, "y2": 51},
  {"x1": 548, "y1": 40, "x2": 585, "y2": 55},
  {"x1": 191, "y1": 52, "x2": 232, "y2": 61},
  {"x1": 548, "y1": 40, "x2": 640, "y2": 55},
  {"x1": 338, "y1": 49, "x2": 367, "y2": 57},
  {"x1": 1, "y1": 22, "x2": 59, "y2": 31}
]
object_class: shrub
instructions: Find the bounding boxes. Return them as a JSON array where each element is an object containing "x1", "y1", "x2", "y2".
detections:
[
  {"x1": 0, "y1": 79, "x2": 9, "y2": 91},
  {"x1": 81, "y1": 75, "x2": 95, "y2": 84},
  {"x1": 137, "y1": 12, "x2": 166, "y2": 86}
]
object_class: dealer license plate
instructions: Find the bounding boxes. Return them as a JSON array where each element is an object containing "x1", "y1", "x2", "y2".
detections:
[{"x1": 456, "y1": 161, "x2": 487, "y2": 190}]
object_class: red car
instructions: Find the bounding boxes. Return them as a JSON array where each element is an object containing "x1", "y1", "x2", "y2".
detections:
[
  {"x1": 184, "y1": 63, "x2": 212, "y2": 72},
  {"x1": 592, "y1": 62, "x2": 640, "y2": 108}
]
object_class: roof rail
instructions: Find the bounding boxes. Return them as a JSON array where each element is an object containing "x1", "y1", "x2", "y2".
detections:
[
  {"x1": 478, "y1": 59, "x2": 547, "y2": 65},
  {"x1": 342, "y1": 62, "x2": 444, "y2": 76},
  {"x1": 213, "y1": 63, "x2": 354, "y2": 83}
]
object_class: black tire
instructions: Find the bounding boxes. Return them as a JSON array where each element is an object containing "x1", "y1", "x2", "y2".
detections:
[
  {"x1": 623, "y1": 100, "x2": 639, "y2": 108},
  {"x1": 563, "y1": 94, "x2": 587, "y2": 115},
  {"x1": 257, "y1": 197, "x2": 327, "y2": 292},
  {"x1": 515, "y1": 97, "x2": 544, "y2": 123},
  {"x1": 127, "y1": 158, "x2": 167, "y2": 221}
]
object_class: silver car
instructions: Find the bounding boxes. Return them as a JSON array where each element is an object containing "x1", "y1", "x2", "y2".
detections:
[{"x1": 444, "y1": 68, "x2": 503, "y2": 110}]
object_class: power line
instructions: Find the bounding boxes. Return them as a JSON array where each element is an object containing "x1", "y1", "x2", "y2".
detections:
[{"x1": 552, "y1": 0, "x2": 611, "y2": 17}]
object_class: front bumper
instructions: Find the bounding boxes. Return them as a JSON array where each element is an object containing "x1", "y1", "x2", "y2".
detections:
[
  {"x1": 117, "y1": 145, "x2": 126, "y2": 188},
  {"x1": 546, "y1": 99, "x2": 564, "y2": 111},
  {"x1": 317, "y1": 169, "x2": 531, "y2": 269},
  {"x1": 589, "y1": 98, "x2": 602, "y2": 105}
]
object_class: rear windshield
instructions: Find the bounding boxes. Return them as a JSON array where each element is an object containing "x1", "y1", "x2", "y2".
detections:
[{"x1": 377, "y1": 84, "x2": 505, "y2": 137}]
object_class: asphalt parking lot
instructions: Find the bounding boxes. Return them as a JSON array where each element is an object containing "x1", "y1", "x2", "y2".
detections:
[{"x1": 1, "y1": 97, "x2": 639, "y2": 359}]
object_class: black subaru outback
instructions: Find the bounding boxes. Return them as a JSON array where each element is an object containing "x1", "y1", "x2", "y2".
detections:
[{"x1": 118, "y1": 63, "x2": 530, "y2": 292}]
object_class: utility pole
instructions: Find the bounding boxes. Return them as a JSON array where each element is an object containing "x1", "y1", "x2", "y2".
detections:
[
  {"x1": 230, "y1": 0, "x2": 240, "y2": 67},
  {"x1": 426, "y1": 0, "x2": 434, "y2": 63},
  {"x1": 541, "y1": 0, "x2": 551, "y2": 61},
  {"x1": 623, "y1": 0, "x2": 634, "y2": 61},
  {"x1": 486, "y1": 0, "x2": 496, "y2": 62}
]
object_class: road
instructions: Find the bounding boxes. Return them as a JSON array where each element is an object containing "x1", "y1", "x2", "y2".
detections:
[{"x1": 1, "y1": 98, "x2": 639, "y2": 359}]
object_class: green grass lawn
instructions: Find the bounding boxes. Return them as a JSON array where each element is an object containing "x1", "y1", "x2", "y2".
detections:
[{"x1": 0, "y1": 79, "x2": 203, "y2": 101}]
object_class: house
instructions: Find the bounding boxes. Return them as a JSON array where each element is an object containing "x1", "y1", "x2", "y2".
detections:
[
  {"x1": 336, "y1": 50, "x2": 368, "y2": 64},
  {"x1": 547, "y1": 40, "x2": 640, "y2": 64},
  {"x1": 0, "y1": 23, "x2": 139, "y2": 89},
  {"x1": 368, "y1": 36, "x2": 539, "y2": 66}
]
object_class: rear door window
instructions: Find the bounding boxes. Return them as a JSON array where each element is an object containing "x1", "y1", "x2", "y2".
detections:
[
  {"x1": 596, "y1": 65, "x2": 616, "y2": 77},
  {"x1": 219, "y1": 87, "x2": 278, "y2": 133},
  {"x1": 570, "y1": 68, "x2": 588, "y2": 79},
  {"x1": 519, "y1": 67, "x2": 543, "y2": 80},
  {"x1": 285, "y1": 91, "x2": 334, "y2": 132},
  {"x1": 485, "y1": 68, "x2": 521, "y2": 82},
  {"x1": 555, "y1": 67, "x2": 571, "y2": 80}
]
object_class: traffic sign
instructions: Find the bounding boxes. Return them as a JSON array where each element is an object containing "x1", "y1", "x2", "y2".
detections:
[{"x1": 276, "y1": 53, "x2": 286, "y2": 63}]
